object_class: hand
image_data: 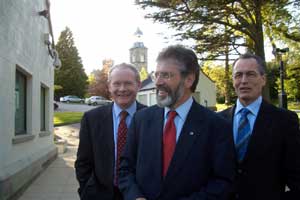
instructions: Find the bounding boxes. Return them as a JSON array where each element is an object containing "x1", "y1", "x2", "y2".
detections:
[{"x1": 136, "y1": 198, "x2": 146, "y2": 200}]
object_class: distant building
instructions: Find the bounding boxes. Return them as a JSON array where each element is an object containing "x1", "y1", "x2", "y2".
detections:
[
  {"x1": 137, "y1": 70, "x2": 217, "y2": 110},
  {"x1": 0, "y1": 0, "x2": 58, "y2": 199},
  {"x1": 129, "y1": 27, "x2": 148, "y2": 72}
]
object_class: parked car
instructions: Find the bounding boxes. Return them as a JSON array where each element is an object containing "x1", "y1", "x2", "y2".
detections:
[
  {"x1": 85, "y1": 96, "x2": 112, "y2": 106},
  {"x1": 60, "y1": 95, "x2": 84, "y2": 103}
]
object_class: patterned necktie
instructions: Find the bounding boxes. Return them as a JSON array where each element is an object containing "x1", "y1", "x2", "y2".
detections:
[
  {"x1": 115, "y1": 110, "x2": 128, "y2": 185},
  {"x1": 163, "y1": 111, "x2": 177, "y2": 177},
  {"x1": 236, "y1": 108, "x2": 251, "y2": 162}
]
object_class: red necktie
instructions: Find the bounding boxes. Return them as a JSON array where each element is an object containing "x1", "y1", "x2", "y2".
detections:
[
  {"x1": 115, "y1": 110, "x2": 128, "y2": 185},
  {"x1": 163, "y1": 111, "x2": 177, "y2": 177}
]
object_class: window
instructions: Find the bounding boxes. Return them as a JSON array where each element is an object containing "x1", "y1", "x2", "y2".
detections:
[
  {"x1": 40, "y1": 86, "x2": 46, "y2": 131},
  {"x1": 137, "y1": 94, "x2": 147, "y2": 105},
  {"x1": 140, "y1": 55, "x2": 145, "y2": 62},
  {"x1": 15, "y1": 70, "x2": 27, "y2": 135},
  {"x1": 150, "y1": 93, "x2": 157, "y2": 106}
]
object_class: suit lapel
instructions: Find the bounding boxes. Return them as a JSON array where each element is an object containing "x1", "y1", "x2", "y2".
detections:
[
  {"x1": 96, "y1": 105, "x2": 115, "y2": 168},
  {"x1": 144, "y1": 107, "x2": 164, "y2": 185},
  {"x1": 165, "y1": 102, "x2": 205, "y2": 179},
  {"x1": 242, "y1": 101, "x2": 274, "y2": 163}
]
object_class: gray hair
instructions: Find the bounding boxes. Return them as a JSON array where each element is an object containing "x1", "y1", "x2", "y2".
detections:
[
  {"x1": 232, "y1": 53, "x2": 266, "y2": 75},
  {"x1": 108, "y1": 63, "x2": 140, "y2": 83}
]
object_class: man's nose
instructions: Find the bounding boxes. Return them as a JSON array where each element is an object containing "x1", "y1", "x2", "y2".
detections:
[
  {"x1": 241, "y1": 74, "x2": 249, "y2": 82},
  {"x1": 155, "y1": 76, "x2": 165, "y2": 85}
]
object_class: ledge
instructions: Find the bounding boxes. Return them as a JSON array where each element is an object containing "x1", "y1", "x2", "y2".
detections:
[
  {"x1": 39, "y1": 131, "x2": 51, "y2": 137},
  {"x1": 12, "y1": 134, "x2": 35, "y2": 145}
]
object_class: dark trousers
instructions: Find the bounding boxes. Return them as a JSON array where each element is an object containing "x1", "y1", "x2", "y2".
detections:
[{"x1": 114, "y1": 186, "x2": 123, "y2": 200}]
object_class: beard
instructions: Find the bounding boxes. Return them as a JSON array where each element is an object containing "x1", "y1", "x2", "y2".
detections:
[{"x1": 156, "y1": 80, "x2": 185, "y2": 108}]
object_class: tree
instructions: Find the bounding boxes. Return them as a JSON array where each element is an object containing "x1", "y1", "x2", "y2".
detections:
[
  {"x1": 87, "y1": 59, "x2": 114, "y2": 99},
  {"x1": 136, "y1": 0, "x2": 300, "y2": 99},
  {"x1": 55, "y1": 27, "x2": 88, "y2": 98},
  {"x1": 202, "y1": 62, "x2": 235, "y2": 104},
  {"x1": 140, "y1": 67, "x2": 148, "y2": 81},
  {"x1": 88, "y1": 69, "x2": 110, "y2": 99}
]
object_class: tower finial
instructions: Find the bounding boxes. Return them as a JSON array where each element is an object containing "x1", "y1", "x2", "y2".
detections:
[{"x1": 134, "y1": 27, "x2": 143, "y2": 38}]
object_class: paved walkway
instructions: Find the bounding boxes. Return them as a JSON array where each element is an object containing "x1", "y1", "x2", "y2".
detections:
[{"x1": 18, "y1": 124, "x2": 81, "y2": 200}]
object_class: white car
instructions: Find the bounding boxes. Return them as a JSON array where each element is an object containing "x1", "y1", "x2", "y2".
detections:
[
  {"x1": 60, "y1": 95, "x2": 84, "y2": 103},
  {"x1": 85, "y1": 96, "x2": 112, "y2": 106}
]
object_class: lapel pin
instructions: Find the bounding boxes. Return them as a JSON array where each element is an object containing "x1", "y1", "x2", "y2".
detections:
[{"x1": 189, "y1": 132, "x2": 194, "y2": 136}]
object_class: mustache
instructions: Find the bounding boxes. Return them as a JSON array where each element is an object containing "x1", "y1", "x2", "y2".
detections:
[{"x1": 156, "y1": 85, "x2": 171, "y2": 93}]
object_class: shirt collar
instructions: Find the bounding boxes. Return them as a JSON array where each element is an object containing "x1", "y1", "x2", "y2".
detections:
[
  {"x1": 113, "y1": 101, "x2": 137, "y2": 117},
  {"x1": 235, "y1": 96, "x2": 262, "y2": 117},
  {"x1": 164, "y1": 96, "x2": 193, "y2": 120}
]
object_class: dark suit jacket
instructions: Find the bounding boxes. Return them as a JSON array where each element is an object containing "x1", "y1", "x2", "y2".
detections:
[
  {"x1": 75, "y1": 102, "x2": 146, "y2": 200},
  {"x1": 119, "y1": 100, "x2": 236, "y2": 200},
  {"x1": 218, "y1": 100, "x2": 300, "y2": 200}
]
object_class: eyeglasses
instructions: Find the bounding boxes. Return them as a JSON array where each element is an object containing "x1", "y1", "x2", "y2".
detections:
[
  {"x1": 233, "y1": 71, "x2": 260, "y2": 80},
  {"x1": 151, "y1": 71, "x2": 176, "y2": 81}
]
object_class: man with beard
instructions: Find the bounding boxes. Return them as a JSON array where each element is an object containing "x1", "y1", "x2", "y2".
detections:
[
  {"x1": 75, "y1": 63, "x2": 146, "y2": 200},
  {"x1": 119, "y1": 45, "x2": 236, "y2": 200}
]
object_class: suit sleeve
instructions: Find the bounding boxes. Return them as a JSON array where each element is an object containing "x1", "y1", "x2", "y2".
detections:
[
  {"x1": 284, "y1": 111, "x2": 300, "y2": 199},
  {"x1": 74, "y1": 113, "x2": 94, "y2": 195},
  {"x1": 179, "y1": 117, "x2": 236, "y2": 200},
  {"x1": 119, "y1": 114, "x2": 145, "y2": 200}
]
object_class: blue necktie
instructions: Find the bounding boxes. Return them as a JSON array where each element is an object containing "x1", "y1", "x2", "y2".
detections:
[{"x1": 236, "y1": 108, "x2": 251, "y2": 162}]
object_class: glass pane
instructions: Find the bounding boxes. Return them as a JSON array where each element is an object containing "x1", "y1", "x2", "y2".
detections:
[
  {"x1": 40, "y1": 86, "x2": 46, "y2": 131},
  {"x1": 15, "y1": 71, "x2": 26, "y2": 135}
]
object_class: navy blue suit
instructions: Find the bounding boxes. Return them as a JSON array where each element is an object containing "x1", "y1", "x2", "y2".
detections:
[
  {"x1": 119, "y1": 100, "x2": 236, "y2": 200},
  {"x1": 75, "y1": 102, "x2": 146, "y2": 200},
  {"x1": 219, "y1": 100, "x2": 300, "y2": 200}
]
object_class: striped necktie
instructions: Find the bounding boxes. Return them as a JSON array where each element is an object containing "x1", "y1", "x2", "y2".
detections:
[{"x1": 236, "y1": 108, "x2": 251, "y2": 162}]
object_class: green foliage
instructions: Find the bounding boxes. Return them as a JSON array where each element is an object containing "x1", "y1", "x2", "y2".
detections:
[
  {"x1": 139, "y1": 67, "x2": 148, "y2": 81},
  {"x1": 53, "y1": 112, "x2": 83, "y2": 126},
  {"x1": 137, "y1": 1, "x2": 300, "y2": 59},
  {"x1": 202, "y1": 62, "x2": 236, "y2": 104},
  {"x1": 54, "y1": 27, "x2": 88, "y2": 98},
  {"x1": 266, "y1": 61, "x2": 280, "y2": 101},
  {"x1": 136, "y1": 0, "x2": 300, "y2": 100},
  {"x1": 285, "y1": 43, "x2": 300, "y2": 101}
]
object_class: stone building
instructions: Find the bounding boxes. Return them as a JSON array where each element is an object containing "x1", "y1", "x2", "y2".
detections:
[
  {"x1": 0, "y1": 0, "x2": 59, "y2": 199},
  {"x1": 129, "y1": 27, "x2": 148, "y2": 72}
]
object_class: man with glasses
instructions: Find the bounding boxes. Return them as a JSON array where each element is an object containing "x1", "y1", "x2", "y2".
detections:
[
  {"x1": 119, "y1": 45, "x2": 236, "y2": 200},
  {"x1": 219, "y1": 53, "x2": 300, "y2": 200},
  {"x1": 75, "y1": 63, "x2": 146, "y2": 200}
]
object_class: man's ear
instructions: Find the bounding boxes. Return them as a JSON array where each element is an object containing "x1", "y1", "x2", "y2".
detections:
[{"x1": 185, "y1": 73, "x2": 195, "y2": 88}]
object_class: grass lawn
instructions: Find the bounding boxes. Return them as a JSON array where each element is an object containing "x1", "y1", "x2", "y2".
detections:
[
  {"x1": 54, "y1": 112, "x2": 83, "y2": 126},
  {"x1": 288, "y1": 102, "x2": 300, "y2": 110},
  {"x1": 216, "y1": 102, "x2": 300, "y2": 119},
  {"x1": 216, "y1": 103, "x2": 232, "y2": 111}
]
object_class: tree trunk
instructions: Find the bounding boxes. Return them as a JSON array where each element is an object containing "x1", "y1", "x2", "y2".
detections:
[{"x1": 254, "y1": 0, "x2": 270, "y2": 101}]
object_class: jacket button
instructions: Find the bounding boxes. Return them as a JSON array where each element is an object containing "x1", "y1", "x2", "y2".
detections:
[{"x1": 238, "y1": 169, "x2": 243, "y2": 174}]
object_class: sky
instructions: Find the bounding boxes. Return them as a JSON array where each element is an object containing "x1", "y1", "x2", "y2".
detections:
[{"x1": 50, "y1": 0, "x2": 178, "y2": 74}]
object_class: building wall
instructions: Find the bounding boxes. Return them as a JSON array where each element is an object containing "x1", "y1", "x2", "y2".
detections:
[
  {"x1": 196, "y1": 70, "x2": 217, "y2": 110},
  {"x1": 0, "y1": 0, "x2": 57, "y2": 199},
  {"x1": 137, "y1": 89, "x2": 156, "y2": 106},
  {"x1": 137, "y1": 70, "x2": 216, "y2": 110}
]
